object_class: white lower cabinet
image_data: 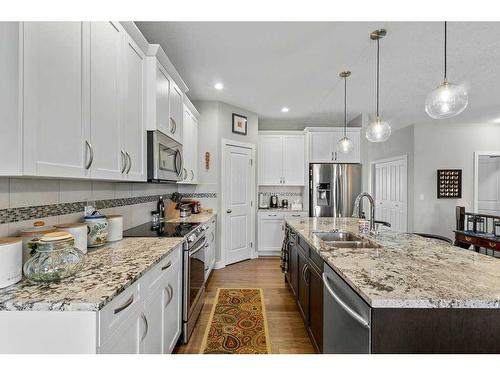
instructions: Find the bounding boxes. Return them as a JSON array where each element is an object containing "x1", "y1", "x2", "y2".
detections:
[
  {"x1": 98, "y1": 244, "x2": 182, "y2": 354},
  {"x1": 205, "y1": 216, "x2": 217, "y2": 280},
  {"x1": 257, "y1": 211, "x2": 308, "y2": 255}
]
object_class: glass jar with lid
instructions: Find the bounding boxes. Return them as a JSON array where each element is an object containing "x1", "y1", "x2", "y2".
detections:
[{"x1": 23, "y1": 232, "x2": 85, "y2": 283}]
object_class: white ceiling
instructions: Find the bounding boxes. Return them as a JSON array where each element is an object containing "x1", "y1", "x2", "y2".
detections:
[{"x1": 136, "y1": 22, "x2": 500, "y2": 129}]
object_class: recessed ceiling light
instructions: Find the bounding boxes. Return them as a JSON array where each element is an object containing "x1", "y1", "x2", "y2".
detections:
[
  {"x1": 281, "y1": 107, "x2": 289, "y2": 113},
  {"x1": 214, "y1": 83, "x2": 224, "y2": 90}
]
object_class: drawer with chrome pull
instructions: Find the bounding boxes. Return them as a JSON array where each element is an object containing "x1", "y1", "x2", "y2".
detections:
[
  {"x1": 98, "y1": 282, "x2": 141, "y2": 347},
  {"x1": 141, "y1": 245, "x2": 182, "y2": 295}
]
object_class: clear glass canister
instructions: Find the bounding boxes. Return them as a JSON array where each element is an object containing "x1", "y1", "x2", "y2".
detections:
[{"x1": 23, "y1": 232, "x2": 85, "y2": 282}]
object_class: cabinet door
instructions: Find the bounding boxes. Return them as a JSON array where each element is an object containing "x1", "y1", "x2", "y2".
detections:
[
  {"x1": 89, "y1": 21, "x2": 123, "y2": 180},
  {"x1": 258, "y1": 135, "x2": 283, "y2": 185},
  {"x1": 169, "y1": 82, "x2": 183, "y2": 143},
  {"x1": 162, "y1": 261, "x2": 182, "y2": 353},
  {"x1": 308, "y1": 266, "x2": 324, "y2": 353},
  {"x1": 155, "y1": 63, "x2": 170, "y2": 136},
  {"x1": 191, "y1": 116, "x2": 199, "y2": 183},
  {"x1": 289, "y1": 234, "x2": 299, "y2": 296},
  {"x1": 141, "y1": 288, "x2": 163, "y2": 354},
  {"x1": 309, "y1": 132, "x2": 334, "y2": 163},
  {"x1": 334, "y1": 129, "x2": 361, "y2": 163},
  {"x1": 283, "y1": 134, "x2": 305, "y2": 185},
  {"x1": 23, "y1": 22, "x2": 89, "y2": 178},
  {"x1": 297, "y1": 249, "x2": 310, "y2": 322},
  {"x1": 99, "y1": 311, "x2": 141, "y2": 354},
  {"x1": 180, "y1": 107, "x2": 193, "y2": 182},
  {"x1": 258, "y1": 216, "x2": 285, "y2": 253},
  {"x1": 122, "y1": 35, "x2": 146, "y2": 181}
]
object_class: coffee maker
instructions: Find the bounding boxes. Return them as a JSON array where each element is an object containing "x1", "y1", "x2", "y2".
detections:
[{"x1": 270, "y1": 195, "x2": 279, "y2": 208}]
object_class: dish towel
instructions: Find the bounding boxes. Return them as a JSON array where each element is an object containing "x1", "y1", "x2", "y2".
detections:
[{"x1": 280, "y1": 227, "x2": 289, "y2": 273}]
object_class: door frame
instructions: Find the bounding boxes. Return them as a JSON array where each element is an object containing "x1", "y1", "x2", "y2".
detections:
[
  {"x1": 219, "y1": 138, "x2": 257, "y2": 269},
  {"x1": 369, "y1": 154, "x2": 408, "y2": 231},
  {"x1": 473, "y1": 151, "x2": 500, "y2": 213}
]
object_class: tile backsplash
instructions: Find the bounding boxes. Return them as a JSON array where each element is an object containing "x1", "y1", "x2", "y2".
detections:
[
  {"x1": 0, "y1": 177, "x2": 178, "y2": 236},
  {"x1": 257, "y1": 186, "x2": 306, "y2": 208}
]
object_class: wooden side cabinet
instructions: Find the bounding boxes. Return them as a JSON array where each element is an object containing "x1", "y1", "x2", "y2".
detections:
[{"x1": 285, "y1": 226, "x2": 323, "y2": 353}]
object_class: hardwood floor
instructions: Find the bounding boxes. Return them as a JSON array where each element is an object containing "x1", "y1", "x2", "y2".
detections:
[{"x1": 174, "y1": 257, "x2": 316, "y2": 354}]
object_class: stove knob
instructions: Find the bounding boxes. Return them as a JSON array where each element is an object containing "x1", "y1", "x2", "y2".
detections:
[
  {"x1": 187, "y1": 234, "x2": 196, "y2": 243},
  {"x1": 201, "y1": 225, "x2": 208, "y2": 231}
]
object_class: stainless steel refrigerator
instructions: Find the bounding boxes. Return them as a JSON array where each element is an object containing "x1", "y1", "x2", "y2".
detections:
[{"x1": 309, "y1": 163, "x2": 362, "y2": 217}]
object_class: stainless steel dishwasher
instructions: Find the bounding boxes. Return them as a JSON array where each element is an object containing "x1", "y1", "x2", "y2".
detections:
[{"x1": 323, "y1": 265, "x2": 371, "y2": 353}]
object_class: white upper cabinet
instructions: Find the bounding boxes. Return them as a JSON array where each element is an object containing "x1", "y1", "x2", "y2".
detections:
[
  {"x1": 122, "y1": 33, "x2": 146, "y2": 181},
  {"x1": 258, "y1": 132, "x2": 305, "y2": 186},
  {"x1": 145, "y1": 44, "x2": 188, "y2": 144},
  {"x1": 259, "y1": 135, "x2": 283, "y2": 185},
  {"x1": 308, "y1": 128, "x2": 361, "y2": 163},
  {"x1": 3, "y1": 22, "x2": 185, "y2": 182},
  {"x1": 22, "y1": 22, "x2": 90, "y2": 178},
  {"x1": 180, "y1": 100, "x2": 199, "y2": 184},
  {"x1": 89, "y1": 22, "x2": 123, "y2": 180},
  {"x1": 168, "y1": 82, "x2": 183, "y2": 143},
  {"x1": 0, "y1": 23, "x2": 22, "y2": 176}
]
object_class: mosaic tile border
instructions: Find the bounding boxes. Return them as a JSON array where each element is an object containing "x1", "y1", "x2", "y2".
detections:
[
  {"x1": 259, "y1": 191, "x2": 303, "y2": 197},
  {"x1": 0, "y1": 192, "x2": 218, "y2": 225}
]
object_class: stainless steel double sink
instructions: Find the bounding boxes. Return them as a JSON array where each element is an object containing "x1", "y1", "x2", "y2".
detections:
[{"x1": 313, "y1": 230, "x2": 381, "y2": 249}]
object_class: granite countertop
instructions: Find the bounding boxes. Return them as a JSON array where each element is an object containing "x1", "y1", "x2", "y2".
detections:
[
  {"x1": 286, "y1": 217, "x2": 500, "y2": 309},
  {"x1": 165, "y1": 211, "x2": 216, "y2": 224},
  {"x1": 0, "y1": 237, "x2": 183, "y2": 312}
]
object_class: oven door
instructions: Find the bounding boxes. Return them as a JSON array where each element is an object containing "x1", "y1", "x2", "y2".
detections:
[
  {"x1": 147, "y1": 131, "x2": 183, "y2": 182},
  {"x1": 184, "y1": 236, "x2": 206, "y2": 319}
]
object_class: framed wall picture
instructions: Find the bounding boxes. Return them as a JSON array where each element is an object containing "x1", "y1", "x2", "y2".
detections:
[
  {"x1": 437, "y1": 169, "x2": 462, "y2": 198},
  {"x1": 232, "y1": 113, "x2": 247, "y2": 135}
]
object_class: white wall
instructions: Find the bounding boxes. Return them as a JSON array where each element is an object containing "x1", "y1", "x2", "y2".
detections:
[
  {"x1": 361, "y1": 122, "x2": 415, "y2": 231},
  {"x1": 413, "y1": 122, "x2": 500, "y2": 238},
  {"x1": 186, "y1": 100, "x2": 259, "y2": 265}
]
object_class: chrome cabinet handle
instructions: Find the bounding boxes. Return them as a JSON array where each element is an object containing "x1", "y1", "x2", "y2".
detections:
[
  {"x1": 161, "y1": 260, "x2": 172, "y2": 271},
  {"x1": 126, "y1": 152, "x2": 131, "y2": 174},
  {"x1": 323, "y1": 273, "x2": 370, "y2": 328},
  {"x1": 120, "y1": 150, "x2": 127, "y2": 173},
  {"x1": 140, "y1": 312, "x2": 148, "y2": 342},
  {"x1": 331, "y1": 152, "x2": 334, "y2": 161},
  {"x1": 114, "y1": 294, "x2": 134, "y2": 314},
  {"x1": 268, "y1": 214, "x2": 277, "y2": 217},
  {"x1": 182, "y1": 168, "x2": 187, "y2": 180},
  {"x1": 204, "y1": 242, "x2": 210, "y2": 248},
  {"x1": 164, "y1": 284, "x2": 173, "y2": 308},
  {"x1": 211, "y1": 232, "x2": 215, "y2": 242},
  {"x1": 170, "y1": 117, "x2": 176, "y2": 134},
  {"x1": 190, "y1": 169, "x2": 194, "y2": 181},
  {"x1": 227, "y1": 209, "x2": 232, "y2": 213},
  {"x1": 85, "y1": 140, "x2": 94, "y2": 169}
]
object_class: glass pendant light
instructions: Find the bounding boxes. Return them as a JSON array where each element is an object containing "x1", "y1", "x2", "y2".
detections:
[
  {"x1": 337, "y1": 71, "x2": 353, "y2": 154},
  {"x1": 366, "y1": 29, "x2": 391, "y2": 143},
  {"x1": 425, "y1": 22, "x2": 468, "y2": 119}
]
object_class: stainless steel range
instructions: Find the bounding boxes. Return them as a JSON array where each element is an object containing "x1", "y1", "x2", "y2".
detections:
[
  {"x1": 123, "y1": 220, "x2": 208, "y2": 344},
  {"x1": 182, "y1": 223, "x2": 208, "y2": 343}
]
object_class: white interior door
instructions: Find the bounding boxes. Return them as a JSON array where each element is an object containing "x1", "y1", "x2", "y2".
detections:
[
  {"x1": 374, "y1": 157, "x2": 407, "y2": 232},
  {"x1": 478, "y1": 156, "x2": 500, "y2": 216},
  {"x1": 224, "y1": 144, "x2": 253, "y2": 266}
]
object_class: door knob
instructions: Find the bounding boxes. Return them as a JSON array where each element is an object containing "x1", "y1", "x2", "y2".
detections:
[{"x1": 226, "y1": 209, "x2": 232, "y2": 213}]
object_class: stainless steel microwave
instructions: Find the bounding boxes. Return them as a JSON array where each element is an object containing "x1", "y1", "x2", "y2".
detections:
[{"x1": 147, "y1": 131, "x2": 183, "y2": 182}]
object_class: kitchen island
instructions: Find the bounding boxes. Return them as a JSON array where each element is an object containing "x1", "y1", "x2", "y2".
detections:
[{"x1": 285, "y1": 217, "x2": 500, "y2": 353}]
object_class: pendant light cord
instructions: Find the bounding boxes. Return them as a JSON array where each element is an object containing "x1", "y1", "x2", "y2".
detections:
[
  {"x1": 376, "y1": 38, "x2": 380, "y2": 118},
  {"x1": 344, "y1": 75, "x2": 347, "y2": 137},
  {"x1": 444, "y1": 21, "x2": 447, "y2": 81}
]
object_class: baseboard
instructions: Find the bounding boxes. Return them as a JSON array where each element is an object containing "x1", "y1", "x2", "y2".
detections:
[
  {"x1": 257, "y1": 251, "x2": 281, "y2": 257},
  {"x1": 214, "y1": 261, "x2": 225, "y2": 270}
]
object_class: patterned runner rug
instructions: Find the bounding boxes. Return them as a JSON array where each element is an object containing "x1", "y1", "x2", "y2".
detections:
[{"x1": 200, "y1": 288, "x2": 271, "y2": 354}]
